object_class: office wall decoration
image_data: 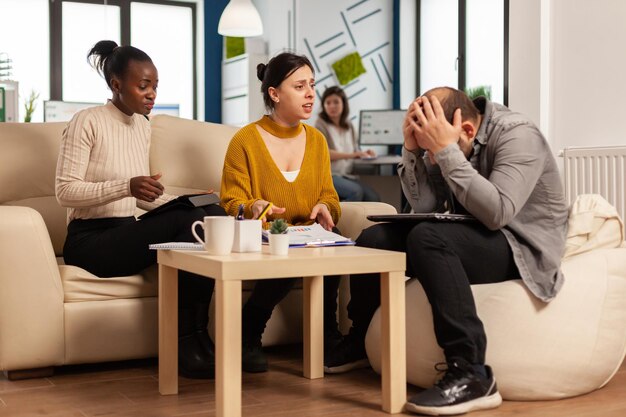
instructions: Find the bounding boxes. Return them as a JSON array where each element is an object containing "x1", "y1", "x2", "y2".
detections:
[
  {"x1": 259, "y1": 0, "x2": 393, "y2": 129},
  {"x1": 225, "y1": 37, "x2": 246, "y2": 59},
  {"x1": 332, "y1": 52, "x2": 366, "y2": 86}
]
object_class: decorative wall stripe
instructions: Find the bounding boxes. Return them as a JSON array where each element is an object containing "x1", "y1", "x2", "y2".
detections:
[
  {"x1": 352, "y1": 8, "x2": 381, "y2": 24},
  {"x1": 362, "y1": 41, "x2": 390, "y2": 58},
  {"x1": 371, "y1": 58, "x2": 386, "y2": 92},
  {"x1": 347, "y1": 0, "x2": 369, "y2": 11},
  {"x1": 378, "y1": 53, "x2": 392, "y2": 83},
  {"x1": 348, "y1": 86, "x2": 367, "y2": 99},
  {"x1": 315, "y1": 32, "x2": 345, "y2": 48},
  {"x1": 317, "y1": 73, "x2": 333, "y2": 83},
  {"x1": 345, "y1": 78, "x2": 360, "y2": 89},
  {"x1": 224, "y1": 93, "x2": 248, "y2": 100},
  {"x1": 340, "y1": 11, "x2": 357, "y2": 47},
  {"x1": 319, "y1": 42, "x2": 347, "y2": 59},
  {"x1": 303, "y1": 38, "x2": 321, "y2": 73}
]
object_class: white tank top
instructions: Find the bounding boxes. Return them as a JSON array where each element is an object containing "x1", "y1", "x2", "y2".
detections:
[{"x1": 281, "y1": 169, "x2": 300, "y2": 182}]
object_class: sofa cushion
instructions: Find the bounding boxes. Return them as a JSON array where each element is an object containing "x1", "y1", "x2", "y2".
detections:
[
  {"x1": 0, "y1": 122, "x2": 67, "y2": 256},
  {"x1": 59, "y1": 264, "x2": 158, "y2": 302},
  {"x1": 150, "y1": 115, "x2": 239, "y2": 194}
]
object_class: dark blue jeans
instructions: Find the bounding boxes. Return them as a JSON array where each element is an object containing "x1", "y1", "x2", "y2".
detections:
[
  {"x1": 348, "y1": 221, "x2": 520, "y2": 365},
  {"x1": 332, "y1": 175, "x2": 380, "y2": 202}
]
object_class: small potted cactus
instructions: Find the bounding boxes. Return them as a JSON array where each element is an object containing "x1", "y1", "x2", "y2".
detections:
[{"x1": 268, "y1": 219, "x2": 289, "y2": 255}]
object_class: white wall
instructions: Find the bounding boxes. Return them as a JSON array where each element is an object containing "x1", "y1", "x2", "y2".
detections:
[
  {"x1": 509, "y1": 0, "x2": 626, "y2": 153},
  {"x1": 550, "y1": 0, "x2": 626, "y2": 151}
]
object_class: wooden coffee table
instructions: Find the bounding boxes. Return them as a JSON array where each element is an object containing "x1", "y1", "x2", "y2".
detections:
[{"x1": 157, "y1": 245, "x2": 406, "y2": 416}]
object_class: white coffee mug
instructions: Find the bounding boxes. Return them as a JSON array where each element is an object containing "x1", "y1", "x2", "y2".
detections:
[{"x1": 191, "y1": 216, "x2": 235, "y2": 255}]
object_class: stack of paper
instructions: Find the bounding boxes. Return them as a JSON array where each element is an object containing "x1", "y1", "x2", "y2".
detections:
[{"x1": 262, "y1": 223, "x2": 355, "y2": 247}]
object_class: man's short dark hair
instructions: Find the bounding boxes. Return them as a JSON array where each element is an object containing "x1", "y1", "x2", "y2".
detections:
[{"x1": 425, "y1": 87, "x2": 480, "y2": 124}]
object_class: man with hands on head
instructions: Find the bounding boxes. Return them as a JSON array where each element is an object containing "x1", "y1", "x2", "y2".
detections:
[{"x1": 324, "y1": 87, "x2": 568, "y2": 415}]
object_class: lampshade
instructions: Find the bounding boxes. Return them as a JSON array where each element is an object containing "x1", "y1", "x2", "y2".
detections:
[{"x1": 218, "y1": 0, "x2": 264, "y2": 37}]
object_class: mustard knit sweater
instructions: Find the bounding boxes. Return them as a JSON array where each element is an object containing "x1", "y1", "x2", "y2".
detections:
[{"x1": 220, "y1": 116, "x2": 340, "y2": 226}]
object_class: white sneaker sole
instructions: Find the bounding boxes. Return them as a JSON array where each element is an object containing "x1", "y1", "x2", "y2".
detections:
[
  {"x1": 323, "y1": 358, "x2": 370, "y2": 374},
  {"x1": 405, "y1": 391, "x2": 502, "y2": 415}
]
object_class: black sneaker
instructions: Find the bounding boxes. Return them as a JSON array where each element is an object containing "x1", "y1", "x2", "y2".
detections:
[
  {"x1": 242, "y1": 338, "x2": 268, "y2": 373},
  {"x1": 405, "y1": 361, "x2": 502, "y2": 416},
  {"x1": 324, "y1": 326, "x2": 343, "y2": 356},
  {"x1": 323, "y1": 332, "x2": 369, "y2": 374}
]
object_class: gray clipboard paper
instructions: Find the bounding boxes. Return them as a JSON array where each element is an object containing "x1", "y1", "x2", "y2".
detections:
[{"x1": 367, "y1": 213, "x2": 477, "y2": 223}]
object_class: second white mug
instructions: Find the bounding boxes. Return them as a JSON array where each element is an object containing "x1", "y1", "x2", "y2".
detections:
[{"x1": 191, "y1": 216, "x2": 235, "y2": 255}]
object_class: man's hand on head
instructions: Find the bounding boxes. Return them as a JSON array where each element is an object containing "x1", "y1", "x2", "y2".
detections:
[
  {"x1": 407, "y1": 95, "x2": 463, "y2": 155},
  {"x1": 402, "y1": 100, "x2": 421, "y2": 152}
]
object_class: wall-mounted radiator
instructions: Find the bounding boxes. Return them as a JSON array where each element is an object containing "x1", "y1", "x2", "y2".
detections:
[{"x1": 561, "y1": 146, "x2": 626, "y2": 223}]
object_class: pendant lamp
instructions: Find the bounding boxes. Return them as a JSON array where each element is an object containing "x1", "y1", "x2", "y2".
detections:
[{"x1": 218, "y1": 0, "x2": 264, "y2": 37}]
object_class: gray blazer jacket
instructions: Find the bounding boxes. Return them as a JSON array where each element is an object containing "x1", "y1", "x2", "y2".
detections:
[{"x1": 399, "y1": 98, "x2": 568, "y2": 302}]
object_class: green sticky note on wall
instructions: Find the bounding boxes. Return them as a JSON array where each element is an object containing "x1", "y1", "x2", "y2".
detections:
[
  {"x1": 332, "y1": 52, "x2": 366, "y2": 86},
  {"x1": 225, "y1": 37, "x2": 245, "y2": 59}
]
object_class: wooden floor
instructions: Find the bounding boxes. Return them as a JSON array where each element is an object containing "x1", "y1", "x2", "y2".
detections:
[{"x1": 1, "y1": 345, "x2": 625, "y2": 417}]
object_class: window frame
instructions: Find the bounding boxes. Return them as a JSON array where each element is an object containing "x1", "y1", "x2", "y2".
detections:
[
  {"x1": 49, "y1": 0, "x2": 198, "y2": 118},
  {"x1": 415, "y1": 0, "x2": 509, "y2": 105}
]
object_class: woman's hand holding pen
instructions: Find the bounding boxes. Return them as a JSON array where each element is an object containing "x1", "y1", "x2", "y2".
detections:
[
  {"x1": 310, "y1": 203, "x2": 334, "y2": 231},
  {"x1": 130, "y1": 173, "x2": 164, "y2": 202},
  {"x1": 252, "y1": 200, "x2": 286, "y2": 222}
]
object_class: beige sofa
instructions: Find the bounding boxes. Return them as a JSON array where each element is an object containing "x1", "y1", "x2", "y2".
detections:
[{"x1": 0, "y1": 115, "x2": 396, "y2": 379}]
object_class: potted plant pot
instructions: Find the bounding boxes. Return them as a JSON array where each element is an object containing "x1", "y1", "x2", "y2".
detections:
[{"x1": 268, "y1": 233, "x2": 289, "y2": 255}]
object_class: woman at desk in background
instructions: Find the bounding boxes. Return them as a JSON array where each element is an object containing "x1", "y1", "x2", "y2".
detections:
[
  {"x1": 315, "y1": 86, "x2": 380, "y2": 202},
  {"x1": 55, "y1": 40, "x2": 223, "y2": 380},
  {"x1": 220, "y1": 52, "x2": 343, "y2": 373}
]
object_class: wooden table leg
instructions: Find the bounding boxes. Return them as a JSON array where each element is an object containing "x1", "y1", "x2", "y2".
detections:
[
  {"x1": 159, "y1": 263, "x2": 178, "y2": 395},
  {"x1": 216, "y1": 279, "x2": 242, "y2": 417},
  {"x1": 380, "y1": 271, "x2": 406, "y2": 413},
  {"x1": 303, "y1": 275, "x2": 324, "y2": 379}
]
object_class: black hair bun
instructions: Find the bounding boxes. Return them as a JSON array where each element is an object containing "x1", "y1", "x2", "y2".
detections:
[{"x1": 256, "y1": 63, "x2": 266, "y2": 81}]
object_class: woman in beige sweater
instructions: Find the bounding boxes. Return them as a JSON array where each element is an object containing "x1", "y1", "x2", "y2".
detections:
[{"x1": 56, "y1": 40, "x2": 222, "y2": 380}]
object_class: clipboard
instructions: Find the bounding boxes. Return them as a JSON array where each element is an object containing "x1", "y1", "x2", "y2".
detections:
[
  {"x1": 367, "y1": 213, "x2": 477, "y2": 223},
  {"x1": 138, "y1": 193, "x2": 220, "y2": 220}
]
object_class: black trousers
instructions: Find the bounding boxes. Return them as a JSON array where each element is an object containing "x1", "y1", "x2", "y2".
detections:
[
  {"x1": 63, "y1": 204, "x2": 226, "y2": 308},
  {"x1": 242, "y1": 228, "x2": 344, "y2": 339},
  {"x1": 348, "y1": 221, "x2": 520, "y2": 365}
]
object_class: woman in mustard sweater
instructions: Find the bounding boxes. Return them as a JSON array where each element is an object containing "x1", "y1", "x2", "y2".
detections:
[{"x1": 220, "y1": 52, "x2": 342, "y2": 373}]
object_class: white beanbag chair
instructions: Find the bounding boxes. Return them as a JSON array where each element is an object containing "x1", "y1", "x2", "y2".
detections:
[{"x1": 365, "y1": 195, "x2": 626, "y2": 400}]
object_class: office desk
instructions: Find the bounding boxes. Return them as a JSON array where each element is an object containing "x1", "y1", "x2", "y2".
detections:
[
  {"x1": 353, "y1": 155, "x2": 402, "y2": 167},
  {"x1": 352, "y1": 155, "x2": 403, "y2": 211},
  {"x1": 157, "y1": 245, "x2": 406, "y2": 416}
]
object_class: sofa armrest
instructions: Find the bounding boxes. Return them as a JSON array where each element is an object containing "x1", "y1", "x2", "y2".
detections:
[
  {"x1": 337, "y1": 202, "x2": 398, "y2": 241},
  {"x1": 0, "y1": 206, "x2": 65, "y2": 371}
]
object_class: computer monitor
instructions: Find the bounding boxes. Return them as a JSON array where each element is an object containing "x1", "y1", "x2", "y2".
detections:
[
  {"x1": 358, "y1": 109, "x2": 406, "y2": 146},
  {"x1": 44, "y1": 100, "x2": 100, "y2": 122}
]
